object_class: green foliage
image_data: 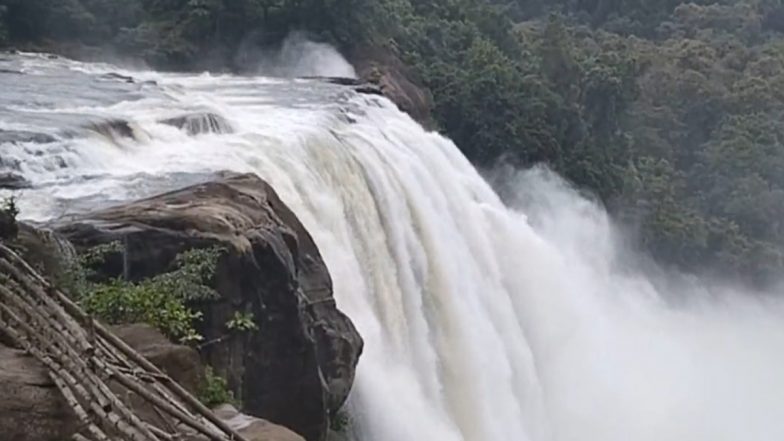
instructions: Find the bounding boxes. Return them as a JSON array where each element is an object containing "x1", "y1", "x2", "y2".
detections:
[
  {"x1": 75, "y1": 245, "x2": 222, "y2": 343},
  {"x1": 5, "y1": 0, "x2": 784, "y2": 281},
  {"x1": 226, "y1": 311, "x2": 258, "y2": 332},
  {"x1": 80, "y1": 278, "x2": 206, "y2": 342},
  {"x1": 79, "y1": 240, "x2": 124, "y2": 268},
  {"x1": 379, "y1": 0, "x2": 784, "y2": 281},
  {"x1": 605, "y1": 19, "x2": 784, "y2": 280},
  {"x1": 199, "y1": 366, "x2": 235, "y2": 408},
  {"x1": 150, "y1": 247, "x2": 223, "y2": 303},
  {"x1": 0, "y1": 196, "x2": 19, "y2": 241}
]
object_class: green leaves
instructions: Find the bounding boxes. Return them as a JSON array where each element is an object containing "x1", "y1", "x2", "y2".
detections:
[
  {"x1": 80, "y1": 277, "x2": 206, "y2": 342},
  {"x1": 226, "y1": 311, "x2": 258, "y2": 332},
  {"x1": 5, "y1": 0, "x2": 784, "y2": 282},
  {"x1": 198, "y1": 366, "x2": 236, "y2": 407},
  {"x1": 75, "y1": 245, "x2": 223, "y2": 343}
]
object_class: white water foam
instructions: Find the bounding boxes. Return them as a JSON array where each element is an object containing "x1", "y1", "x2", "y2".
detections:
[{"x1": 3, "y1": 54, "x2": 784, "y2": 441}]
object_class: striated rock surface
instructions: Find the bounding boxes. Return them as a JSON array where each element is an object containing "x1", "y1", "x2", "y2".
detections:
[{"x1": 56, "y1": 172, "x2": 363, "y2": 441}]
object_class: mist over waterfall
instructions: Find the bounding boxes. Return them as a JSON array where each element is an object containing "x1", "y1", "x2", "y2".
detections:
[
  {"x1": 236, "y1": 31, "x2": 358, "y2": 78},
  {"x1": 2, "y1": 52, "x2": 784, "y2": 441}
]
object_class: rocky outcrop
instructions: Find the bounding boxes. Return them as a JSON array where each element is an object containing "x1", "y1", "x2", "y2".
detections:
[
  {"x1": 0, "y1": 344, "x2": 78, "y2": 441},
  {"x1": 55, "y1": 173, "x2": 363, "y2": 441},
  {"x1": 0, "y1": 324, "x2": 199, "y2": 441},
  {"x1": 113, "y1": 323, "x2": 204, "y2": 395},
  {"x1": 351, "y1": 44, "x2": 434, "y2": 127},
  {"x1": 14, "y1": 222, "x2": 76, "y2": 279},
  {"x1": 85, "y1": 119, "x2": 137, "y2": 140},
  {"x1": 0, "y1": 321, "x2": 303, "y2": 441},
  {"x1": 214, "y1": 404, "x2": 306, "y2": 441},
  {"x1": 0, "y1": 223, "x2": 73, "y2": 346}
]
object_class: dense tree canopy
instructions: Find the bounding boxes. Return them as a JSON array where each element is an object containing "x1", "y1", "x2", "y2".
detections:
[{"x1": 2, "y1": 0, "x2": 784, "y2": 283}]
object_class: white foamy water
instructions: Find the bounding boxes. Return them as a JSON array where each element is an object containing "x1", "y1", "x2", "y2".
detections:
[{"x1": 2, "y1": 53, "x2": 784, "y2": 441}]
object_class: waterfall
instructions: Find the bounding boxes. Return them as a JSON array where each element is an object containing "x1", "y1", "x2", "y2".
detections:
[{"x1": 3, "y1": 53, "x2": 784, "y2": 441}]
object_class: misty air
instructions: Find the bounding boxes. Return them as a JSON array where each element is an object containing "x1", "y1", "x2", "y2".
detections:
[{"x1": 0, "y1": 1, "x2": 782, "y2": 441}]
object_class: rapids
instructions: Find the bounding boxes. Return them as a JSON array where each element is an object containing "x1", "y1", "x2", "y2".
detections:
[{"x1": 2, "y1": 52, "x2": 783, "y2": 441}]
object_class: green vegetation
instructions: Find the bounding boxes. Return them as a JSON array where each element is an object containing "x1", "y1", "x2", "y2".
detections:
[
  {"x1": 198, "y1": 366, "x2": 236, "y2": 408},
  {"x1": 64, "y1": 242, "x2": 238, "y2": 408},
  {"x1": 2, "y1": 0, "x2": 784, "y2": 281},
  {"x1": 0, "y1": 196, "x2": 18, "y2": 241},
  {"x1": 70, "y1": 244, "x2": 222, "y2": 343},
  {"x1": 342, "y1": 0, "x2": 784, "y2": 283},
  {"x1": 226, "y1": 311, "x2": 258, "y2": 333}
]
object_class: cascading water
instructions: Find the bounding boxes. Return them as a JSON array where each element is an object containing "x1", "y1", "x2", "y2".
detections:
[{"x1": 2, "y1": 52, "x2": 784, "y2": 441}]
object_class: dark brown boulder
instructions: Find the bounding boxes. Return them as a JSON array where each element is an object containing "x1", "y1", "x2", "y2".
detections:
[
  {"x1": 55, "y1": 173, "x2": 363, "y2": 441},
  {"x1": 351, "y1": 44, "x2": 434, "y2": 127},
  {"x1": 112, "y1": 323, "x2": 204, "y2": 395},
  {"x1": 213, "y1": 404, "x2": 306, "y2": 441}
]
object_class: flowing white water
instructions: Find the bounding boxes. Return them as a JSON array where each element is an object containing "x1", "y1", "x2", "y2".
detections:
[
  {"x1": 239, "y1": 31, "x2": 358, "y2": 78},
  {"x1": 2, "y1": 53, "x2": 784, "y2": 441}
]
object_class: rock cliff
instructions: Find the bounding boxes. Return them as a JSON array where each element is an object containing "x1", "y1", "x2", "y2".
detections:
[{"x1": 54, "y1": 172, "x2": 363, "y2": 441}]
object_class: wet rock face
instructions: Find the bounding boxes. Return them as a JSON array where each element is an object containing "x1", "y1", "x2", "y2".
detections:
[{"x1": 56, "y1": 173, "x2": 363, "y2": 441}]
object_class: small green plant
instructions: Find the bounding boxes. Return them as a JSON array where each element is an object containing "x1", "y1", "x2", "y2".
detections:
[
  {"x1": 226, "y1": 311, "x2": 258, "y2": 332},
  {"x1": 0, "y1": 196, "x2": 19, "y2": 241},
  {"x1": 199, "y1": 366, "x2": 236, "y2": 408},
  {"x1": 74, "y1": 245, "x2": 223, "y2": 343}
]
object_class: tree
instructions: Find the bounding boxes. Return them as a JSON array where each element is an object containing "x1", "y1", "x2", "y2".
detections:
[{"x1": 5, "y1": 0, "x2": 784, "y2": 282}]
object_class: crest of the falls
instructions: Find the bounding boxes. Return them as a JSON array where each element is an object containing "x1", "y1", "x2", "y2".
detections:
[{"x1": 2, "y1": 53, "x2": 784, "y2": 441}]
